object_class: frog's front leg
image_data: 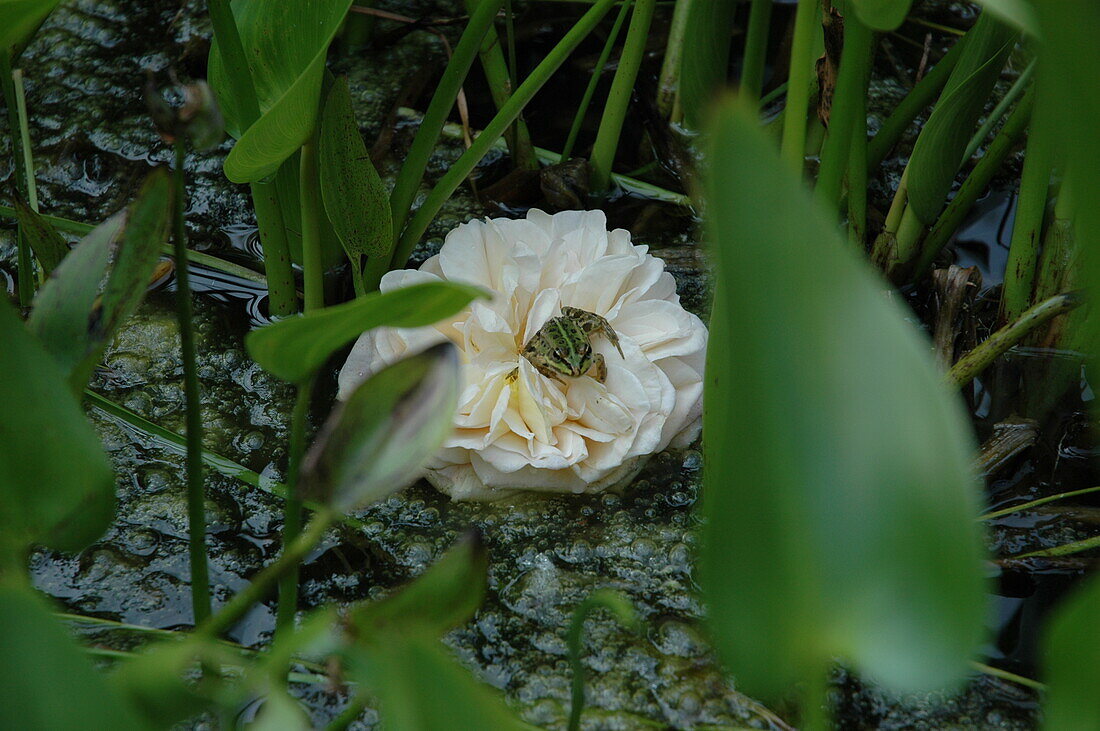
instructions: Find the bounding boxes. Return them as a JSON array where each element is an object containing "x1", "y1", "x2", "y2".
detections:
[
  {"x1": 587, "y1": 353, "x2": 607, "y2": 383},
  {"x1": 562, "y1": 306, "x2": 624, "y2": 359}
]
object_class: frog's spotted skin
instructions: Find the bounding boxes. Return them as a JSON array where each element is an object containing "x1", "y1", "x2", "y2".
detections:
[{"x1": 520, "y1": 307, "x2": 624, "y2": 383}]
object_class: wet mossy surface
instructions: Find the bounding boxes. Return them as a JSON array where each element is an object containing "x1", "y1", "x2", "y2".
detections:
[{"x1": 1, "y1": 1, "x2": 1076, "y2": 728}]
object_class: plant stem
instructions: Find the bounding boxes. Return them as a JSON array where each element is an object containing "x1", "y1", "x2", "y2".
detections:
[
  {"x1": 12, "y1": 70, "x2": 37, "y2": 213},
  {"x1": 208, "y1": 0, "x2": 297, "y2": 316},
  {"x1": 867, "y1": 35, "x2": 964, "y2": 170},
  {"x1": 962, "y1": 58, "x2": 1035, "y2": 163},
  {"x1": 1, "y1": 52, "x2": 32, "y2": 305},
  {"x1": 656, "y1": 0, "x2": 691, "y2": 118},
  {"x1": 980, "y1": 484, "x2": 1100, "y2": 522},
  {"x1": 327, "y1": 695, "x2": 369, "y2": 731},
  {"x1": 815, "y1": 13, "x2": 873, "y2": 211},
  {"x1": 197, "y1": 507, "x2": 336, "y2": 640},
  {"x1": 913, "y1": 91, "x2": 1033, "y2": 276},
  {"x1": 567, "y1": 591, "x2": 638, "y2": 731},
  {"x1": 741, "y1": 0, "x2": 774, "y2": 100},
  {"x1": 299, "y1": 140, "x2": 325, "y2": 313},
  {"x1": 1002, "y1": 79, "x2": 1052, "y2": 324},
  {"x1": 464, "y1": 0, "x2": 539, "y2": 170},
  {"x1": 173, "y1": 141, "x2": 211, "y2": 625},
  {"x1": 847, "y1": 94, "x2": 868, "y2": 248},
  {"x1": 275, "y1": 376, "x2": 315, "y2": 639},
  {"x1": 561, "y1": 0, "x2": 633, "y2": 162},
  {"x1": 389, "y1": 0, "x2": 507, "y2": 245},
  {"x1": 945, "y1": 291, "x2": 1082, "y2": 389},
  {"x1": 589, "y1": 0, "x2": 655, "y2": 192},
  {"x1": 779, "y1": 0, "x2": 820, "y2": 172},
  {"x1": 395, "y1": 0, "x2": 618, "y2": 264}
]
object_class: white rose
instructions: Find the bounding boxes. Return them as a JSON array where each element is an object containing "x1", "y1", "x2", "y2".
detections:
[{"x1": 337, "y1": 209, "x2": 707, "y2": 501}]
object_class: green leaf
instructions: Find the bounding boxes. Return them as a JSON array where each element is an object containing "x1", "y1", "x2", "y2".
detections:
[
  {"x1": 0, "y1": 0, "x2": 61, "y2": 56},
  {"x1": 11, "y1": 193, "x2": 67, "y2": 274},
  {"x1": 975, "y1": 0, "x2": 1038, "y2": 35},
  {"x1": 208, "y1": 0, "x2": 353, "y2": 183},
  {"x1": 701, "y1": 99, "x2": 988, "y2": 698},
  {"x1": 28, "y1": 169, "x2": 173, "y2": 390},
  {"x1": 352, "y1": 533, "x2": 488, "y2": 634},
  {"x1": 246, "y1": 280, "x2": 486, "y2": 383},
  {"x1": 0, "y1": 299, "x2": 115, "y2": 555},
  {"x1": 344, "y1": 630, "x2": 533, "y2": 731},
  {"x1": 848, "y1": 0, "x2": 913, "y2": 31},
  {"x1": 1042, "y1": 573, "x2": 1100, "y2": 729},
  {"x1": 0, "y1": 586, "x2": 146, "y2": 729},
  {"x1": 319, "y1": 76, "x2": 392, "y2": 271},
  {"x1": 906, "y1": 13, "x2": 1017, "y2": 224},
  {"x1": 679, "y1": 0, "x2": 737, "y2": 129},
  {"x1": 299, "y1": 343, "x2": 460, "y2": 511}
]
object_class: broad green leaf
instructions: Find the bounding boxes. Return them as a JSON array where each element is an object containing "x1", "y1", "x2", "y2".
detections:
[
  {"x1": 299, "y1": 343, "x2": 460, "y2": 511},
  {"x1": 679, "y1": 0, "x2": 737, "y2": 129},
  {"x1": 208, "y1": 0, "x2": 353, "y2": 183},
  {"x1": 0, "y1": 0, "x2": 61, "y2": 56},
  {"x1": 28, "y1": 169, "x2": 172, "y2": 390},
  {"x1": 701, "y1": 99, "x2": 988, "y2": 698},
  {"x1": 976, "y1": 0, "x2": 1038, "y2": 35},
  {"x1": 249, "y1": 690, "x2": 311, "y2": 730},
  {"x1": 907, "y1": 13, "x2": 1017, "y2": 224},
  {"x1": 11, "y1": 194, "x2": 67, "y2": 273},
  {"x1": 0, "y1": 299, "x2": 115, "y2": 554},
  {"x1": 1042, "y1": 573, "x2": 1100, "y2": 729},
  {"x1": 319, "y1": 77, "x2": 392, "y2": 267},
  {"x1": 344, "y1": 630, "x2": 533, "y2": 731},
  {"x1": 352, "y1": 533, "x2": 488, "y2": 634},
  {"x1": 246, "y1": 281, "x2": 487, "y2": 383},
  {"x1": 848, "y1": 0, "x2": 913, "y2": 31},
  {"x1": 0, "y1": 586, "x2": 146, "y2": 729}
]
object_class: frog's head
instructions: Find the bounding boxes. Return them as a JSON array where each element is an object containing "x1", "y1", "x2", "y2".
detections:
[{"x1": 545, "y1": 317, "x2": 595, "y2": 377}]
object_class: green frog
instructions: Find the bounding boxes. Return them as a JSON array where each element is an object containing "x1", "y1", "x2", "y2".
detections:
[{"x1": 520, "y1": 306, "x2": 624, "y2": 383}]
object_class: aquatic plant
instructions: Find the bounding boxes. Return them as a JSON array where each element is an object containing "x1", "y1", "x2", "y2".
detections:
[{"x1": 338, "y1": 209, "x2": 707, "y2": 499}]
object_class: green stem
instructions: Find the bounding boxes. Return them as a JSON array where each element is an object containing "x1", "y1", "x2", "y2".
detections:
[
  {"x1": 173, "y1": 141, "x2": 211, "y2": 625},
  {"x1": 815, "y1": 13, "x2": 873, "y2": 210},
  {"x1": 779, "y1": 0, "x2": 820, "y2": 172},
  {"x1": 464, "y1": 0, "x2": 539, "y2": 170},
  {"x1": 197, "y1": 507, "x2": 336, "y2": 640},
  {"x1": 276, "y1": 376, "x2": 315, "y2": 639},
  {"x1": 567, "y1": 590, "x2": 638, "y2": 731},
  {"x1": 208, "y1": 0, "x2": 296, "y2": 315},
  {"x1": 327, "y1": 695, "x2": 369, "y2": 731},
  {"x1": 801, "y1": 665, "x2": 832, "y2": 731},
  {"x1": 299, "y1": 140, "x2": 325, "y2": 313},
  {"x1": 971, "y1": 662, "x2": 1046, "y2": 692},
  {"x1": 656, "y1": 0, "x2": 691, "y2": 118},
  {"x1": 913, "y1": 91, "x2": 1034, "y2": 276},
  {"x1": 1, "y1": 52, "x2": 32, "y2": 305},
  {"x1": 389, "y1": 0, "x2": 507, "y2": 244},
  {"x1": 980, "y1": 484, "x2": 1100, "y2": 522},
  {"x1": 589, "y1": 0, "x2": 656, "y2": 192},
  {"x1": 1002, "y1": 80, "x2": 1052, "y2": 323},
  {"x1": 251, "y1": 182, "x2": 299, "y2": 316},
  {"x1": 867, "y1": 36, "x2": 964, "y2": 170},
  {"x1": 945, "y1": 291, "x2": 1081, "y2": 389},
  {"x1": 741, "y1": 0, "x2": 774, "y2": 100},
  {"x1": 13, "y1": 70, "x2": 36, "y2": 213},
  {"x1": 395, "y1": 0, "x2": 618, "y2": 264},
  {"x1": 1012, "y1": 535, "x2": 1100, "y2": 560},
  {"x1": 962, "y1": 58, "x2": 1035, "y2": 163},
  {"x1": 561, "y1": 0, "x2": 633, "y2": 162},
  {"x1": 847, "y1": 95, "x2": 868, "y2": 248}
]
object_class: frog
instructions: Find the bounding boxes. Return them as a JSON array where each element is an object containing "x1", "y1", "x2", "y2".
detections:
[{"x1": 519, "y1": 306, "x2": 624, "y2": 383}]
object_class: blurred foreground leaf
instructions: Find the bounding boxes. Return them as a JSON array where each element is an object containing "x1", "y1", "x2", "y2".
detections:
[
  {"x1": 1042, "y1": 573, "x2": 1100, "y2": 729},
  {"x1": 0, "y1": 299, "x2": 114, "y2": 555},
  {"x1": 209, "y1": 0, "x2": 353, "y2": 183},
  {"x1": 28, "y1": 168, "x2": 173, "y2": 391},
  {"x1": 0, "y1": 0, "x2": 61, "y2": 57},
  {"x1": 679, "y1": 0, "x2": 737, "y2": 129},
  {"x1": 10, "y1": 193, "x2": 67, "y2": 274},
  {"x1": 0, "y1": 585, "x2": 144, "y2": 729},
  {"x1": 299, "y1": 343, "x2": 460, "y2": 511},
  {"x1": 246, "y1": 281, "x2": 485, "y2": 383},
  {"x1": 848, "y1": 0, "x2": 913, "y2": 31},
  {"x1": 975, "y1": 0, "x2": 1038, "y2": 35},
  {"x1": 700, "y1": 99, "x2": 988, "y2": 698}
]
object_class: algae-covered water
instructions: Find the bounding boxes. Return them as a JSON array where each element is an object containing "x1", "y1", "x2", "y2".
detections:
[{"x1": 2, "y1": 1, "x2": 1078, "y2": 727}]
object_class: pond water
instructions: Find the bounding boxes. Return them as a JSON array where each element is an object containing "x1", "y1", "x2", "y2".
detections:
[{"x1": 3, "y1": 1, "x2": 1095, "y2": 728}]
